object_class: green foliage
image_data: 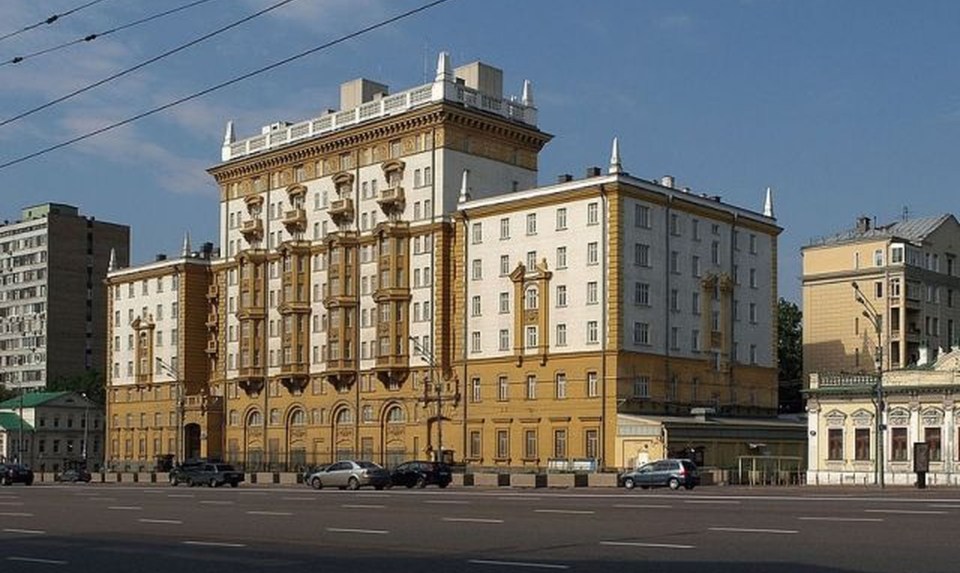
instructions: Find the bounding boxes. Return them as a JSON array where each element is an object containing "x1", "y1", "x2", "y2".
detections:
[
  {"x1": 777, "y1": 298, "x2": 803, "y2": 413},
  {"x1": 47, "y1": 371, "x2": 105, "y2": 405}
]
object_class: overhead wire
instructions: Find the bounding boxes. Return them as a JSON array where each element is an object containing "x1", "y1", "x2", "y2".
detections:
[
  {"x1": 0, "y1": 0, "x2": 111, "y2": 43},
  {"x1": 0, "y1": 0, "x2": 455, "y2": 172},
  {"x1": 0, "y1": 0, "x2": 300, "y2": 128},
  {"x1": 1, "y1": 0, "x2": 220, "y2": 68}
]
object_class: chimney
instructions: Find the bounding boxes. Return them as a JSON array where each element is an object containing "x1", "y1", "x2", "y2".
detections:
[
  {"x1": 856, "y1": 216, "x2": 872, "y2": 233},
  {"x1": 585, "y1": 166, "x2": 602, "y2": 178},
  {"x1": 660, "y1": 175, "x2": 675, "y2": 188},
  {"x1": 155, "y1": 254, "x2": 167, "y2": 262},
  {"x1": 557, "y1": 174, "x2": 574, "y2": 183}
]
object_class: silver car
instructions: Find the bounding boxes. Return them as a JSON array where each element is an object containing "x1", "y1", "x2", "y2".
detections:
[{"x1": 307, "y1": 460, "x2": 391, "y2": 490}]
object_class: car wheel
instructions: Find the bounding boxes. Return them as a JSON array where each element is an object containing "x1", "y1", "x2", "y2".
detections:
[
  {"x1": 230, "y1": 481, "x2": 239, "y2": 488},
  {"x1": 2, "y1": 477, "x2": 11, "y2": 486},
  {"x1": 347, "y1": 477, "x2": 360, "y2": 491},
  {"x1": 416, "y1": 476, "x2": 427, "y2": 489},
  {"x1": 640, "y1": 485, "x2": 650, "y2": 490},
  {"x1": 439, "y1": 481, "x2": 450, "y2": 489},
  {"x1": 623, "y1": 477, "x2": 636, "y2": 490},
  {"x1": 311, "y1": 477, "x2": 323, "y2": 490},
  {"x1": 170, "y1": 477, "x2": 179, "y2": 486},
  {"x1": 668, "y1": 478, "x2": 680, "y2": 490},
  {"x1": 375, "y1": 484, "x2": 385, "y2": 491},
  {"x1": 684, "y1": 484, "x2": 695, "y2": 490},
  {"x1": 209, "y1": 478, "x2": 218, "y2": 488},
  {"x1": 25, "y1": 478, "x2": 33, "y2": 486}
]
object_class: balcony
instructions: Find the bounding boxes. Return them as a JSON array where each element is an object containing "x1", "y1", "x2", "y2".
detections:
[
  {"x1": 206, "y1": 284, "x2": 219, "y2": 300},
  {"x1": 328, "y1": 198, "x2": 354, "y2": 224},
  {"x1": 282, "y1": 208, "x2": 307, "y2": 232},
  {"x1": 376, "y1": 186, "x2": 405, "y2": 215},
  {"x1": 373, "y1": 286, "x2": 411, "y2": 303},
  {"x1": 206, "y1": 311, "x2": 219, "y2": 328},
  {"x1": 240, "y1": 219, "x2": 263, "y2": 241},
  {"x1": 205, "y1": 339, "x2": 218, "y2": 354},
  {"x1": 236, "y1": 307, "x2": 266, "y2": 320},
  {"x1": 323, "y1": 361, "x2": 357, "y2": 392},
  {"x1": 278, "y1": 300, "x2": 311, "y2": 314}
]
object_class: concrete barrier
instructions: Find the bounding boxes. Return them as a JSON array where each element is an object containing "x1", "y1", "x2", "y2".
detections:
[
  {"x1": 136, "y1": 472, "x2": 154, "y2": 484},
  {"x1": 255, "y1": 472, "x2": 275, "y2": 485},
  {"x1": 452, "y1": 473, "x2": 473, "y2": 487},
  {"x1": 278, "y1": 472, "x2": 298, "y2": 485},
  {"x1": 473, "y1": 473, "x2": 510, "y2": 487},
  {"x1": 546, "y1": 473, "x2": 587, "y2": 488},
  {"x1": 510, "y1": 473, "x2": 547, "y2": 488},
  {"x1": 587, "y1": 472, "x2": 619, "y2": 488}
]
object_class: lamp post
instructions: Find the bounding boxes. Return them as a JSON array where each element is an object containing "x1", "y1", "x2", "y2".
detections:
[
  {"x1": 410, "y1": 337, "x2": 442, "y2": 462},
  {"x1": 81, "y1": 392, "x2": 89, "y2": 467},
  {"x1": 17, "y1": 386, "x2": 23, "y2": 465},
  {"x1": 852, "y1": 281, "x2": 885, "y2": 489},
  {"x1": 155, "y1": 357, "x2": 184, "y2": 464}
]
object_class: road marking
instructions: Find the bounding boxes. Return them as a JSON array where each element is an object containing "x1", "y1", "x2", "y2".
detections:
[
  {"x1": 107, "y1": 506, "x2": 142, "y2": 511},
  {"x1": 600, "y1": 541, "x2": 695, "y2": 549},
  {"x1": 0, "y1": 512, "x2": 33, "y2": 517},
  {"x1": 442, "y1": 517, "x2": 505, "y2": 524},
  {"x1": 282, "y1": 496, "x2": 313, "y2": 501},
  {"x1": 237, "y1": 491, "x2": 267, "y2": 495},
  {"x1": 183, "y1": 541, "x2": 246, "y2": 548},
  {"x1": 426, "y1": 500, "x2": 471, "y2": 505},
  {"x1": 684, "y1": 500, "x2": 741, "y2": 505},
  {"x1": 3, "y1": 528, "x2": 45, "y2": 535},
  {"x1": 798, "y1": 517, "x2": 884, "y2": 523},
  {"x1": 534, "y1": 509, "x2": 595, "y2": 515},
  {"x1": 199, "y1": 501, "x2": 234, "y2": 505},
  {"x1": 498, "y1": 496, "x2": 541, "y2": 501},
  {"x1": 326, "y1": 527, "x2": 389, "y2": 535},
  {"x1": 468, "y1": 559, "x2": 569, "y2": 569},
  {"x1": 138, "y1": 519, "x2": 183, "y2": 525},
  {"x1": 929, "y1": 504, "x2": 960, "y2": 509},
  {"x1": 85, "y1": 497, "x2": 117, "y2": 501},
  {"x1": 614, "y1": 504, "x2": 672, "y2": 509},
  {"x1": 0, "y1": 501, "x2": 24, "y2": 506},
  {"x1": 142, "y1": 489, "x2": 165, "y2": 493},
  {"x1": 167, "y1": 494, "x2": 194, "y2": 498},
  {"x1": 865, "y1": 509, "x2": 947, "y2": 515},
  {"x1": 709, "y1": 527, "x2": 798, "y2": 534},
  {"x1": 341, "y1": 504, "x2": 385, "y2": 509},
  {"x1": 246, "y1": 511, "x2": 293, "y2": 516},
  {"x1": 7, "y1": 557, "x2": 67, "y2": 565}
]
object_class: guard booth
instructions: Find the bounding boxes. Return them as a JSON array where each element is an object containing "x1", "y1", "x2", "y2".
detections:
[{"x1": 914, "y1": 443, "x2": 929, "y2": 489}]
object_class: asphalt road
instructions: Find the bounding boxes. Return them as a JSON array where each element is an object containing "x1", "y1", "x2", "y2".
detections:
[{"x1": 1, "y1": 483, "x2": 958, "y2": 573}]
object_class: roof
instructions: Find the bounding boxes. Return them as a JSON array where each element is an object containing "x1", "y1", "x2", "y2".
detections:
[
  {"x1": 0, "y1": 412, "x2": 34, "y2": 432},
  {"x1": 0, "y1": 391, "x2": 70, "y2": 410},
  {"x1": 807, "y1": 214, "x2": 954, "y2": 248}
]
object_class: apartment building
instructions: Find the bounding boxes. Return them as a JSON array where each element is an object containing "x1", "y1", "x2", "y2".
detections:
[
  {"x1": 0, "y1": 203, "x2": 129, "y2": 391},
  {"x1": 0, "y1": 391, "x2": 103, "y2": 472},
  {"x1": 104, "y1": 241, "x2": 219, "y2": 470},
  {"x1": 802, "y1": 214, "x2": 960, "y2": 381}
]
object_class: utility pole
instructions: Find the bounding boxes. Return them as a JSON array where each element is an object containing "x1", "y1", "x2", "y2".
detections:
[
  {"x1": 156, "y1": 358, "x2": 184, "y2": 463},
  {"x1": 410, "y1": 337, "x2": 442, "y2": 462},
  {"x1": 853, "y1": 281, "x2": 885, "y2": 489}
]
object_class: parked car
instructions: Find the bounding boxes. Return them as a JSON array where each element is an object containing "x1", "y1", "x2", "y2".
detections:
[
  {"x1": 171, "y1": 461, "x2": 244, "y2": 487},
  {"x1": 56, "y1": 468, "x2": 92, "y2": 483},
  {"x1": 1, "y1": 463, "x2": 34, "y2": 486},
  {"x1": 620, "y1": 459, "x2": 700, "y2": 490},
  {"x1": 306, "y1": 460, "x2": 390, "y2": 490},
  {"x1": 390, "y1": 460, "x2": 452, "y2": 489}
]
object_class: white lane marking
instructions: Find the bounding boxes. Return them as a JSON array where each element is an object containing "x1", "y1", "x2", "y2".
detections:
[
  {"x1": 0, "y1": 512, "x2": 33, "y2": 517},
  {"x1": 107, "y1": 506, "x2": 142, "y2": 511},
  {"x1": 356, "y1": 493, "x2": 390, "y2": 498},
  {"x1": 684, "y1": 500, "x2": 741, "y2": 505},
  {"x1": 442, "y1": 517, "x2": 505, "y2": 524},
  {"x1": 341, "y1": 504, "x2": 385, "y2": 509},
  {"x1": 498, "y1": 496, "x2": 541, "y2": 501},
  {"x1": 326, "y1": 527, "x2": 389, "y2": 535},
  {"x1": 3, "y1": 528, "x2": 45, "y2": 535},
  {"x1": 7, "y1": 557, "x2": 67, "y2": 565},
  {"x1": 142, "y1": 489, "x2": 165, "y2": 493},
  {"x1": 167, "y1": 494, "x2": 194, "y2": 498},
  {"x1": 865, "y1": 509, "x2": 947, "y2": 515},
  {"x1": 183, "y1": 540, "x2": 246, "y2": 548},
  {"x1": 600, "y1": 541, "x2": 695, "y2": 549},
  {"x1": 709, "y1": 527, "x2": 798, "y2": 534},
  {"x1": 798, "y1": 517, "x2": 884, "y2": 523},
  {"x1": 0, "y1": 502, "x2": 25, "y2": 506},
  {"x1": 614, "y1": 504, "x2": 672, "y2": 509},
  {"x1": 85, "y1": 497, "x2": 117, "y2": 502},
  {"x1": 199, "y1": 501, "x2": 234, "y2": 505},
  {"x1": 246, "y1": 511, "x2": 293, "y2": 516},
  {"x1": 929, "y1": 504, "x2": 960, "y2": 509},
  {"x1": 138, "y1": 519, "x2": 183, "y2": 525},
  {"x1": 282, "y1": 496, "x2": 313, "y2": 501},
  {"x1": 426, "y1": 500, "x2": 471, "y2": 505},
  {"x1": 534, "y1": 509, "x2": 595, "y2": 515},
  {"x1": 236, "y1": 491, "x2": 267, "y2": 495},
  {"x1": 468, "y1": 559, "x2": 569, "y2": 570}
]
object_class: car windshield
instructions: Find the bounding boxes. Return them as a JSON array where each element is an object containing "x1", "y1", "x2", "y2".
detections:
[
  {"x1": 357, "y1": 461, "x2": 380, "y2": 469},
  {"x1": 215, "y1": 465, "x2": 236, "y2": 471}
]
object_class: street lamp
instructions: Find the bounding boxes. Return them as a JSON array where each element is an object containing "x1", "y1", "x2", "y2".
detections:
[
  {"x1": 852, "y1": 281, "x2": 885, "y2": 489},
  {"x1": 81, "y1": 392, "x2": 89, "y2": 466},
  {"x1": 410, "y1": 337, "x2": 442, "y2": 462},
  {"x1": 155, "y1": 357, "x2": 184, "y2": 464}
]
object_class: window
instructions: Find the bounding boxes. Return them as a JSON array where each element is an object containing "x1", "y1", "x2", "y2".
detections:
[
  {"x1": 470, "y1": 377, "x2": 481, "y2": 403},
  {"x1": 633, "y1": 375, "x2": 649, "y2": 398},
  {"x1": 749, "y1": 268, "x2": 757, "y2": 288},
  {"x1": 526, "y1": 326, "x2": 538, "y2": 348},
  {"x1": 587, "y1": 242, "x2": 598, "y2": 265},
  {"x1": 556, "y1": 323, "x2": 567, "y2": 347},
  {"x1": 926, "y1": 427, "x2": 942, "y2": 462},
  {"x1": 633, "y1": 322, "x2": 649, "y2": 345},
  {"x1": 524, "y1": 430, "x2": 537, "y2": 459},
  {"x1": 587, "y1": 321, "x2": 599, "y2": 344},
  {"x1": 500, "y1": 218, "x2": 510, "y2": 240},
  {"x1": 556, "y1": 285, "x2": 567, "y2": 307},
  {"x1": 874, "y1": 249, "x2": 884, "y2": 266},
  {"x1": 556, "y1": 247, "x2": 567, "y2": 269},
  {"x1": 499, "y1": 292, "x2": 510, "y2": 313},
  {"x1": 691, "y1": 329, "x2": 701, "y2": 352},
  {"x1": 586, "y1": 371, "x2": 598, "y2": 397},
  {"x1": 496, "y1": 430, "x2": 509, "y2": 459},
  {"x1": 692, "y1": 219, "x2": 700, "y2": 240},
  {"x1": 635, "y1": 282, "x2": 649, "y2": 306},
  {"x1": 827, "y1": 429, "x2": 843, "y2": 461},
  {"x1": 586, "y1": 281, "x2": 598, "y2": 305},
  {"x1": 556, "y1": 208, "x2": 567, "y2": 230},
  {"x1": 555, "y1": 373, "x2": 567, "y2": 399},
  {"x1": 526, "y1": 375, "x2": 537, "y2": 399},
  {"x1": 587, "y1": 202, "x2": 598, "y2": 225},
  {"x1": 526, "y1": 251, "x2": 537, "y2": 270},
  {"x1": 692, "y1": 292, "x2": 701, "y2": 314},
  {"x1": 585, "y1": 429, "x2": 599, "y2": 459},
  {"x1": 749, "y1": 234, "x2": 757, "y2": 254},
  {"x1": 472, "y1": 259, "x2": 483, "y2": 280},
  {"x1": 498, "y1": 376, "x2": 509, "y2": 401},
  {"x1": 526, "y1": 213, "x2": 537, "y2": 235},
  {"x1": 670, "y1": 251, "x2": 679, "y2": 274},
  {"x1": 471, "y1": 295, "x2": 482, "y2": 317},
  {"x1": 711, "y1": 241, "x2": 720, "y2": 265},
  {"x1": 469, "y1": 431, "x2": 481, "y2": 457},
  {"x1": 749, "y1": 303, "x2": 757, "y2": 324},
  {"x1": 635, "y1": 243, "x2": 650, "y2": 267},
  {"x1": 891, "y1": 428, "x2": 908, "y2": 461},
  {"x1": 500, "y1": 255, "x2": 510, "y2": 276},
  {"x1": 498, "y1": 328, "x2": 510, "y2": 351},
  {"x1": 471, "y1": 222, "x2": 483, "y2": 244},
  {"x1": 670, "y1": 289, "x2": 679, "y2": 311},
  {"x1": 554, "y1": 429, "x2": 567, "y2": 459},
  {"x1": 670, "y1": 213, "x2": 680, "y2": 236},
  {"x1": 471, "y1": 331, "x2": 481, "y2": 353},
  {"x1": 525, "y1": 286, "x2": 539, "y2": 310},
  {"x1": 891, "y1": 245, "x2": 904, "y2": 264},
  {"x1": 855, "y1": 428, "x2": 871, "y2": 461},
  {"x1": 635, "y1": 204, "x2": 651, "y2": 228}
]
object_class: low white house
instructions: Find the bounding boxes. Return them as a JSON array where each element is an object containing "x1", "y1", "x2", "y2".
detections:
[{"x1": 0, "y1": 391, "x2": 103, "y2": 472}]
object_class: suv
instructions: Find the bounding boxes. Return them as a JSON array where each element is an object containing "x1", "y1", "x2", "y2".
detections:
[
  {"x1": 620, "y1": 459, "x2": 699, "y2": 490},
  {"x1": 171, "y1": 461, "x2": 244, "y2": 488},
  {"x1": 1, "y1": 463, "x2": 34, "y2": 486},
  {"x1": 390, "y1": 461, "x2": 452, "y2": 489}
]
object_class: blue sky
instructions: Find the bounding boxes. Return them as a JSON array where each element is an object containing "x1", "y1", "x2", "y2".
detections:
[{"x1": 2, "y1": 0, "x2": 959, "y2": 303}]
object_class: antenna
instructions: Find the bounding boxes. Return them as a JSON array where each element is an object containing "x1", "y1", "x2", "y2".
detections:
[{"x1": 902, "y1": 206, "x2": 909, "y2": 221}]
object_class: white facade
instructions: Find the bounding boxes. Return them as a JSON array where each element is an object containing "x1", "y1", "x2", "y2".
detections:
[{"x1": 0, "y1": 217, "x2": 49, "y2": 388}]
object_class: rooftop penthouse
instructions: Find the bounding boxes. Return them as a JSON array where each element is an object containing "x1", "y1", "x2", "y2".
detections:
[{"x1": 220, "y1": 52, "x2": 538, "y2": 162}]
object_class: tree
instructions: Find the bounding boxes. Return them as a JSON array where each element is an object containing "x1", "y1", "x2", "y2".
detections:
[
  {"x1": 47, "y1": 371, "x2": 105, "y2": 405},
  {"x1": 777, "y1": 298, "x2": 803, "y2": 413}
]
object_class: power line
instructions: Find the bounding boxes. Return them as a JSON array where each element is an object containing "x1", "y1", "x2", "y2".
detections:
[
  {"x1": 0, "y1": 0, "x2": 300, "y2": 129},
  {"x1": 2, "y1": 0, "x2": 220, "y2": 68},
  {"x1": 0, "y1": 0, "x2": 455, "y2": 172},
  {"x1": 0, "y1": 0, "x2": 111, "y2": 43}
]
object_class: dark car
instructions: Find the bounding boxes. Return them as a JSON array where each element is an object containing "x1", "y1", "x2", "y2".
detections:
[
  {"x1": 1, "y1": 463, "x2": 34, "y2": 486},
  {"x1": 171, "y1": 461, "x2": 244, "y2": 488},
  {"x1": 56, "y1": 468, "x2": 92, "y2": 483},
  {"x1": 390, "y1": 461, "x2": 452, "y2": 489},
  {"x1": 306, "y1": 460, "x2": 391, "y2": 490},
  {"x1": 620, "y1": 459, "x2": 700, "y2": 490}
]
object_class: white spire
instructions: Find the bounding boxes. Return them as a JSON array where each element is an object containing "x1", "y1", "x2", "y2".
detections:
[
  {"x1": 182, "y1": 232, "x2": 192, "y2": 258},
  {"x1": 107, "y1": 248, "x2": 116, "y2": 272},
  {"x1": 223, "y1": 120, "x2": 235, "y2": 146},
  {"x1": 608, "y1": 137, "x2": 622, "y2": 175},
  {"x1": 522, "y1": 80, "x2": 534, "y2": 106},
  {"x1": 458, "y1": 169, "x2": 471, "y2": 204},
  {"x1": 763, "y1": 186, "x2": 774, "y2": 217},
  {"x1": 435, "y1": 51, "x2": 453, "y2": 82}
]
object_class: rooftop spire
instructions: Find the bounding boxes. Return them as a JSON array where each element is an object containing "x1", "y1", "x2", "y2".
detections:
[
  {"x1": 458, "y1": 169, "x2": 471, "y2": 204},
  {"x1": 435, "y1": 51, "x2": 453, "y2": 82},
  {"x1": 223, "y1": 120, "x2": 235, "y2": 146},
  {"x1": 107, "y1": 248, "x2": 116, "y2": 272},
  {"x1": 608, "y1": 137, "x2": 622, "y2": 175},
  {"x1": 181, "y1": 232, "x2": 192, "y2": 258},
  {"x1": 522, "y1": 80, "x2": 534, "y2": 106},
  {"x1": 763, "y1": 186, "x2": 774, "y2": 217}
]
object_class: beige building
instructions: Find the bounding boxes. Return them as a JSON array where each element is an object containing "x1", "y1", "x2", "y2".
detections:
[
  {"x1": 105, "y1": 52, "x2": 788, "y2": 471},
  {"x1": 0, "y1": 391, "x2": 103, "y2": 472},
  {"x1": 802, "y1": 214, "x2": 960, "y2": 381}
]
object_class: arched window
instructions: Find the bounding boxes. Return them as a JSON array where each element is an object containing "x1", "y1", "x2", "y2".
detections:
[
  {"x1": 335, "y1": 408, "x2": 353, "y2": 425},
  {"x1": 229, "y1": 410, "x2": 239, "y2": 426},
  {"x1": 269, "y1": 408, "x2": 280, "y2": 426},
  {"x1": 386, "y1": 406, "x2": 405, "y2": 424},
  {"x1": 525, "y1": 286, "x2": 539, "y2": 310},
  {"x1": 290, "y1": 409, "x2": 306, "y2": 426},
  {"x1": 246, "y1": 409, "x2": 262, "y2": 427}
]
